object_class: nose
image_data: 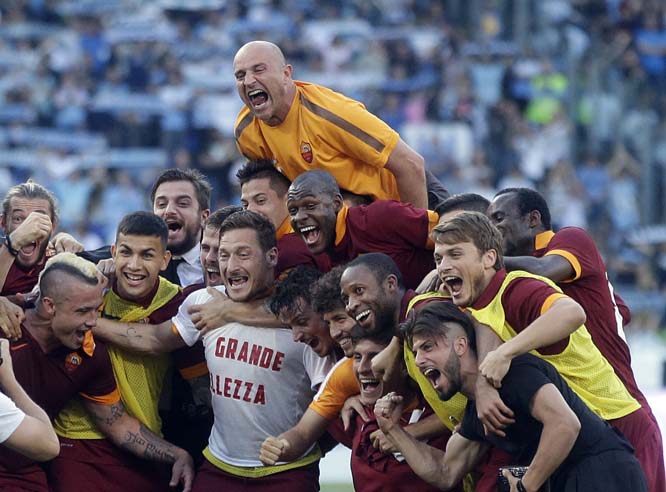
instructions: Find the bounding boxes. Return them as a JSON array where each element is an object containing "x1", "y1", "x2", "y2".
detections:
[
  {"x1": 164, "y1": 200, "x2": 178, "y2": 216},
  {"x1": 85, "y1": 311, "x2": 98, "y2": 328},
  {"x1": 127, "y1": 254, "x2": 140, "y2": 270},
  {"x1": 292, "y1": 327, "x2": 304, "y2": 342},
  {"x1": 358, "y1": 355, "x2": 373, "y2": 375},
  {"x1": 346, "y1": 296, "x2": 359, "y2": 317},
  {"x1": 244, "y1": 72, "x2": 256, "y2": 85},
  {"x1": 414, "y1": 348, "x2": 426, "y2": 368},
  {"x1": 292, "y1": 207, "x2": 306, "y2": 223},
  {"x1": 205, "y1": 248, "x2": 217, "y2": 266},
  {"x1": 436, "y1": 256, "x2": 450, "y2": 276}
]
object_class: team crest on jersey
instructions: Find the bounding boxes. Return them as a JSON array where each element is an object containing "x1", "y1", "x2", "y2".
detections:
[
  {"x1": 300, "y1": 141, "x2": 313, "y2": 163},
  {"x1": 65, "y1": 352, "x2": 83, "y2": 373}
]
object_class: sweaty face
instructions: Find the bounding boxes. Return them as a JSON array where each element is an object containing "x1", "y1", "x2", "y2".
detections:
[
  {"x1": 323, "y1": 307, "x2": 355, "y2": 357},
  {"x1": 340, "y1": 265, "x2": 397, "y2": 335},
  {"x1": 112, "y1": 234, "x2": 169, "y2": 301},
  {"x1": 413, "y1": 333, "x2": 461, "y2": 402},
  {"x1": 487, "y1": 193, "x2": 532, "y2": 256},
  {"x1": 240, "y1": 178, "x2": 288, "y2": 230},
  {"x1": 200, "y1": 226, "x2": 221, "y2": 287},
  {"x1": 280, "y1": 298, "x2": 335, "y2": 357},
  {"x1": 50, "y1": 279, "x2": 104, "y2": 350},
  {"x1": 434, "y1": 240, "x2": 490, "y2": 307},
  {"x1": 233, "y1": 43, "x2": 294, "y2": 126},
  {"x1": 153, "y1": 181, "x2": 207, "y2": 256},
  {"x1": 287, "y1": 187, "x2": 341, "y2": 255},
  {"x1": 218, "y1": 228, "x2": 276, "y2": 302},
  {"x1": 2, "y1": 198, "x2": 54, "y2": 269},
  {"x1": 353, "y1": 339, "x2": 390, "y2": 406}
]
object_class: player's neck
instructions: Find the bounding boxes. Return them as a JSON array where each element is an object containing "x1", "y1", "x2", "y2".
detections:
[{"x1": 24, "y1": 309, "x2": 61, "y2": 353}]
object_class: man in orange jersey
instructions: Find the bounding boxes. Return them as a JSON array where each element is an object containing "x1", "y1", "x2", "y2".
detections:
[{"x1": 233, "y1": 41, "x2": 448, "y2": 210}]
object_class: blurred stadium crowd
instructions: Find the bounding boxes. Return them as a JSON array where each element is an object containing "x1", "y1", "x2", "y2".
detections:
[{"x1": 1, "y1": 0, "x2": 666, "y2": 341}]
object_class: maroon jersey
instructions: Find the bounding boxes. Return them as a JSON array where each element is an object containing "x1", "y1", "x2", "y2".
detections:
[
  {"x1": 472, "y1": 269, "x2": 570, "y2": 355},
  {"x1": 0, "y1": 327, "x2": 118, "y2": 489},
  {"x1": 533, "y1": 228, "x2": 647, "y2": 408},
  {"x1": 343, "y1": 405, "x2": 458, "y2": 492},
  {"x1": 276, "y1": 220, "x2": 331, "y2": 279},
  {"x1": 328, "y1": 202, "x2": 437, "y2": 290},
  {"x1": 0, "y1": 261, "x2": 45, "y2": 296}
]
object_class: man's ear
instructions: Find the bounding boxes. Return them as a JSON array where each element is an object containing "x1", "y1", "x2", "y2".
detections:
[
  {"x1": 110, "y1": 244, "x2": 117, "y2": 259},
  {"x1": 161, "y1": 250, "x2": 172, "y2": 271},
  {"x1": 200, "y1": 208, "x2": 211, "y2": 228},
  {"x1": 481, "y1": 249, "x2": 498, "y2": 270},
  {"x1": 266, "y1": 246, "x2": 278, "y2": 267},
  {"x1": 41, "y1": 296, "x2": 56, "y2": 318},
  {"x1": 333, "y1": 194, "x2": 344, "y2": 213},
  {"x1": 384, "y1": 274, "x2": 398, "y2": 293},
  {"x1": 453, "y1": 336, "x2": 468, "y2": 356},
  {"x1": 0, "y1": 214, "x2": 6, "y2": 231},
  {"x1": 528, "y1": 210, "x2": 542, "y2": 229}
]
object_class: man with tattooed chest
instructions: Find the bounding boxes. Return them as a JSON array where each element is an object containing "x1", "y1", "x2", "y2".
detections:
[{"x1": 0, "y1": 253, "x2": 193, "y2": 492}]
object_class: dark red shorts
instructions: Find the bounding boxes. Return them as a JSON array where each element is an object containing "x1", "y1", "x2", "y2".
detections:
[
  {"x1": 47, "y1": 437, "x2": 170, "y2": 492},
  {"x1": 192, "y1": 459, "x2": 319, "y2": 492},
  {"x1": 611, "y1": 406, "x2": 665, "y2": 492}
]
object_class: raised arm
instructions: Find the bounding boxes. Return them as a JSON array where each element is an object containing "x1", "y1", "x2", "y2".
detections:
[
  {"x1": 93, "y1": 318, "x2": 186, "y2": 356},
  {"x1": 259, "y1": 408, "x2": 330, "y2": 465},
  {"x1": 0, "y1": 339, "x2": 59, "y2": 461},
  {"x1": 515, "y1": 384, "x2": 580, "y2": 492},
  {"x1": 83, "y1": 399, "x2": 194, "y2": 492},
  {"x1": 479, "y1": 297, "x2": 585, "y2": 387},
  {"x1": 504, "y1": 255, "x2": 575, "y2": 283},
  {"x1": 385, "y1": 139, "x2": 427, "y2": 209},
  {"x1": 375, "y1": 393, "x2": 487, "y2": 490},
  {"x1": 188, "y1": 287, "x2": 283, "y2": 335}
]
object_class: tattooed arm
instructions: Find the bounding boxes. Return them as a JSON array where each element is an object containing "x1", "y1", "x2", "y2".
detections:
[{"x1": 83, "y1": 399, "x2": 194, "y2": 492}]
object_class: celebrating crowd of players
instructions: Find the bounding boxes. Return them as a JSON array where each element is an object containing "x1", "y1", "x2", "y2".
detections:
[{"x1": 0, "y1": 40, "x2": 662, "y2": 492}]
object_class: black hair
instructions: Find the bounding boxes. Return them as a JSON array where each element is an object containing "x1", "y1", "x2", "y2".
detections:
[
  {"x1": 402, "y1": 301, "x2": 476, "y2": 354},
  {"x1": 437, "y1": 193, "x2": 490, "y2": 216},
  {"x1": 350, "y1": 322, "x2": 395, "y2": 347},
  {"x1": 346, "y1": 252, "x2": 404, "y2": 289},
  {"x1": 290, "y1": 170, "x2": 341, "y2": 197},
  {"x1": 236, "y1": 159, "x2": 291, "y2": 196},
  {"x1": 150, "y1": 168, "x2": 212, "y2": 211},
  {"x1": 311, "y1": 265, "x2": 346, "y2": 315},
  {"x1": 269, "y1": 266, "x2": 322, "y2": 317},
  {"x1": 495, "y1": 188, "x2": 552, "y2": 229},
  {"x1": 3, "y1": 180, "x2": 59, "y2": 223},
  {"x1": 116, "y1": 211, "x2": 168, "y2": 249},
  {"x1": 218, "y1": 210, "x2": 277, "y2": 252},
  {"x1": 206, "y1": 205, "x2": 243, "y2": 231}
]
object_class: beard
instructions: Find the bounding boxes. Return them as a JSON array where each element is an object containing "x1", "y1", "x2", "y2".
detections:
[
  {"x1": 435, "y1": 348, "x2": 461, "y2": 402},
  {"x1": 168, "y1": 224, "x2": 201, "y2": 256}
]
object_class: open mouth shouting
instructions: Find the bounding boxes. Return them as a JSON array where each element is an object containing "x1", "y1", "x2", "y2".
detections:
[
  {"x1": 248, "y1": 89, "x2": 269, "y2": 110},
  {"x1": 298, "y1": 225, "x2": 321, "y2": 248},
  {"x1": 442, "y1": 275, "x2": 463, "y2": 301},
  {"x1": 206, "y1": 266, "x2": 221, "y2": 285},
  {"x1": 165, "y1": 219, "x2": 184, "y2": 242},
  {"x1": 359, "y1": 376, "x2": 382, "y2": 403},
  {"x1": 422, "y1": 367, "x2": 442, "y2": 389}
]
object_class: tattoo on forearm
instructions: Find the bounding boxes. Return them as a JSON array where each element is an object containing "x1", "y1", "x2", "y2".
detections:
[
  {"x1": 121, "y1": 424, "x2": 177, "y2": 463},
  {"x1": 91, "y1": 401, "x2": 124, "y2": 427}
]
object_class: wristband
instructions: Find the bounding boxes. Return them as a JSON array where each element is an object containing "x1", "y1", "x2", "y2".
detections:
[
  {"x1": 517, "y1": 478, "x2": 527, "y2": 492},
  {"x1": 3, "y1": 235, "x2": 18, "y2": 256}
]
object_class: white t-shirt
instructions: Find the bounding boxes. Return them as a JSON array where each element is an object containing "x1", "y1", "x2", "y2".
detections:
[
  {"x1": 173, "y1": 288, "x2": 335, "y2": 467},
  {"x1": 0, "y1": 392, "x2": 25, "y2": 443},
  {"x1": 172, "y1": 285, "x2": 225, "y2": 347}
]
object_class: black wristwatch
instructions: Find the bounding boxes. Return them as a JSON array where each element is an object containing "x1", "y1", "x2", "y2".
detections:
[
  {"x1": 517, "y1": 479, "x2": 527, "y2": 492},
  {"x1": 2, "y1": 234, "x2": 19, "y2": 256}
]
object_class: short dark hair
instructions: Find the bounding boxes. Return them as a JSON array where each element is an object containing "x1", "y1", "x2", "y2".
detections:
[
  {"x1": 431, "y1": 212, "x2": 504, "y2": 271},
  {"x1": 150, "y1": 168, "x2": 212, "y2": 212},
  {"x1": 269, "y1": 266, "x2": 322, "y2": 317},
  {"x1": 403, "y1": 301, "x2": 476, "y2": 354},
  {"x1": 495, "y1": 188, "x2": 551, "y2": 229},
  {"x1": 116, "y1": 211, "x2": 168, "y2": 249},
  {"x1": 218, "y1": 210, "x2": 276, "y2": 253},
  {"x1": 2, "y1": 180, "x2": 59, "y2": 223},
  {"x1": 206, "y1": 205, "x2": 243, "y2": 231},
  {"x1": 346, "y1": 253, "x2": 404, "y2": 289},
  {"x1": 350, "y1": 323, "x2": 395, "y2": 347},
  {"x1": 311, "y1": 265, "x2": 346, "y2": 315},
  {"x1": 236, "y1": 159, "x2": 291, "y2": 197},
  {"x1": 437, "y1": 193, "x2": 490, "y2": 216}
]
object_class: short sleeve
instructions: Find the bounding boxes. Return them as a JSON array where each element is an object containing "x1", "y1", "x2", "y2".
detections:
[
  {"x1": 172, "y1": 287, "x2": 223, "y2": 347},
  {"x1": 365, "y1": 201, "x2": 434, "y2": 249},
  {"x1": 302, "y1": 348, "x2": 336, "y2": 392},
  {"x1": 543, "y1": 228, "x2": 597, "y2": 282},
  {"x1": 309, "y1": 358, "x2": 359, "y2": 420},
  {"x1": 79, "y1": 343, "x2": 120, "y2": 404},
  {"x1": 0, "y1": 392, "x2": 25, "y2": 443},
  {"x1": 502, "y1": 277, "x2": 562, "y2": 332}
]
